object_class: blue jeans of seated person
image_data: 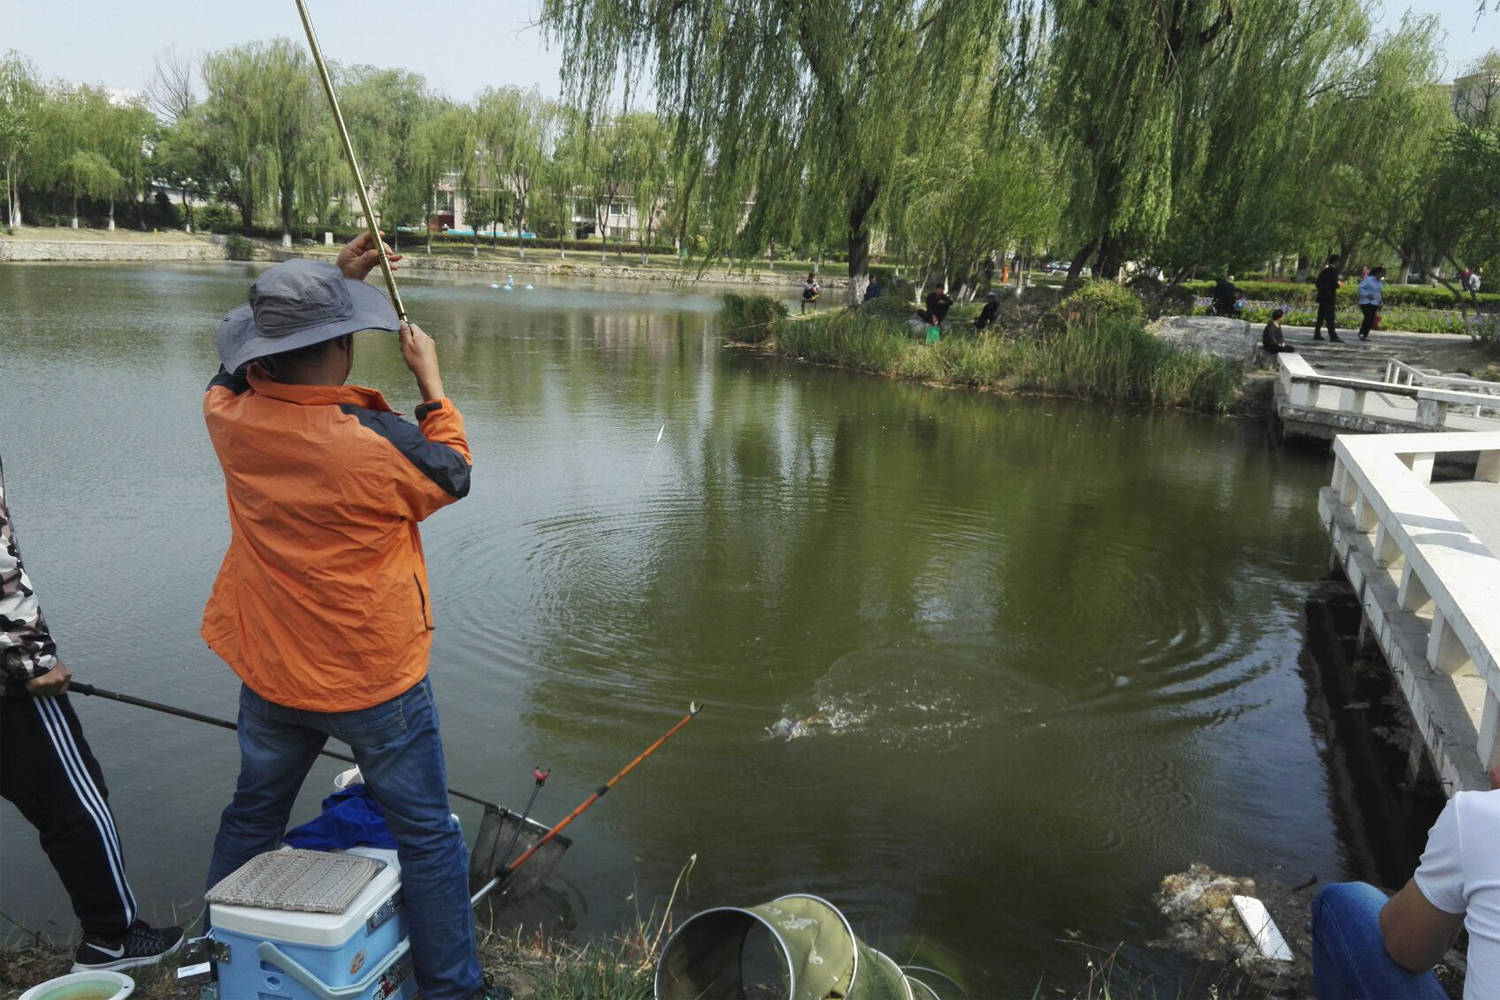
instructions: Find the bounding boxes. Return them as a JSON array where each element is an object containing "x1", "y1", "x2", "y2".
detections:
[
  {"x1": 1311, "y1": 882, "x2": 1447, "y2": 999},
  {"x1": 206, "y1": 678, "x2": 481, "y2": 1000}
]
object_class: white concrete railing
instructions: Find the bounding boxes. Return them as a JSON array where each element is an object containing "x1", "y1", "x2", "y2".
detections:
[
  {"x1": 1322, "y1": 431, "x2": 1500, "y2": 791},
  {"x1": 1281, "y1": 353, "x2": 1500, "y2": 428},
  {"x1": 1384, "y1": 358, "x2": 1500, "y2": 418}
]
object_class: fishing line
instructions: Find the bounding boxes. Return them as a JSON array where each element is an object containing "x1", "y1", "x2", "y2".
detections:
[{"x1": 637, "y1": 422, "x2": 667, "y2": 489}]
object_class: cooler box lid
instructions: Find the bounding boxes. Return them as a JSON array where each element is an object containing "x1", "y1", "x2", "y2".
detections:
[{"x1": 209, "y1": 847, "x2": 401, "y2": 948}]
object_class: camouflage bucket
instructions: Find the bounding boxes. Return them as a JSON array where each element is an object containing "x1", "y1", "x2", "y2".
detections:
[{"x1": 655, "y1": 893, "x2": 914, "y2": 1000}]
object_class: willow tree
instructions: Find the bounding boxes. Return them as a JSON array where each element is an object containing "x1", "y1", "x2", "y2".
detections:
[
  {"x1": 622, "y1": 112, "x2": 668, "y2": 262},
  {"x1": 1, "y1": 52, "x2": 40, "y2": 227},
  {"x1": 1034, "y1": 0, "x2": 1376, "y2": 278},
  {"x1": 542, "y1": 0, "x2": 999, "y2": 305},
  {"x1": 885, "y1": 76, "x2": 1061, "y2": 294},
  {"x1": 409, "y1": 101, "x2": 473, "y2": 254},
  {"x1": 1149, "y1": 0, "x2": 1372, "y2": 276},
  {"x1": 200, "y1": 39, "x2": 331, "y2": 243},
  {"x1": 29, "y1": 84, "x2": 126, "y2": 228},
  {"x1": 472, "y1": 87, "x2": 552, "y2": 256},
  {"x1": 99, "y1": 96, "x2": 156, "y2": 230},
  {"x1": 338, "y1": 66, "x2": 434, "y2": 233}
]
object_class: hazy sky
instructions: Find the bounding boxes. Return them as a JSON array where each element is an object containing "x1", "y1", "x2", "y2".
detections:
[{"x1": 12, "y1": 0, "x2": 1497, "y2": 102}]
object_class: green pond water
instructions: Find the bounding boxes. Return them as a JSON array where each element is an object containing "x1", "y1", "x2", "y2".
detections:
[{"x1": 0, "y1": 261, "x2": 1344, "y2": 993}]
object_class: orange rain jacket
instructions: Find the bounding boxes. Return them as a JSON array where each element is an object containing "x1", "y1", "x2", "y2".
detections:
[{"x1": 202, "y1": 367, "x2": 472, "y2": 712}]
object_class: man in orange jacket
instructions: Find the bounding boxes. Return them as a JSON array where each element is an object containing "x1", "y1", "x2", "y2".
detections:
[{"x1": 201, "y1": 234, "x2": 486, "y2": 1000}]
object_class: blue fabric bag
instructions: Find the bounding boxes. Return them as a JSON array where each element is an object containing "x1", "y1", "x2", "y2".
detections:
[{"x1": 284, "y1": 783, "x2": 397, "y2": 851}]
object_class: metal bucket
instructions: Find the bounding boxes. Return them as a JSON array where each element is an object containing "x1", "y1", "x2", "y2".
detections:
[{"x1": 656, "y1": 893, "x2": 925, "y2": 1000}]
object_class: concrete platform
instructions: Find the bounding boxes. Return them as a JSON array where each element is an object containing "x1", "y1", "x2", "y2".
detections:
[{"x1": 1320, "y1": 432, "x2": 1500, "y2": 793}]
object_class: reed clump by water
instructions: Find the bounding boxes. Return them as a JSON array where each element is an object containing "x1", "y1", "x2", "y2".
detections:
[
  {"x1": 720, "y1": 292, "x2": 789, "y2": 344},
  {"x1": 771, "y1": 308, "x2": 1243, "y2": 413}
]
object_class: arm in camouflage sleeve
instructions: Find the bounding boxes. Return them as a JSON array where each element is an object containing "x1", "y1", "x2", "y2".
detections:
[{"x1": 0, "y1": 458, "x2": 60, "y2": 684}]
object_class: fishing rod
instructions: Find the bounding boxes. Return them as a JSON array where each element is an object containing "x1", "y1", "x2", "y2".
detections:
[
  {"x1": 67, "y1": 680, "x2": 494, "y2": 809},
  {"x1": 470, "y1": 701, "x2": 703, "y2": 904},
  {"x1": 293, "y1": 0, "x2": 406, "y2": 321}
]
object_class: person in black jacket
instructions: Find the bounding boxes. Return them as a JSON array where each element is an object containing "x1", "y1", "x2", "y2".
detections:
[
  {"x1": 1211, "y1": 275, "x2": 1240, "y2": 316},
  {"x1": 975, "y1": 291, "x2": 1000, "y2": 330},
  {"x1": 1313, "y1": 255, "x2": 1344, "y2": 342},
  {"x1": 924, "y1": 284, "x2": 953, "y2": 325},
  {"x1": 1261, "y1": 308, "x2": 1296, "y2": 353}
]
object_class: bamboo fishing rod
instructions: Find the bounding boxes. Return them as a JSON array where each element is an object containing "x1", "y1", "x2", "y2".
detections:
[{"x1": 293, "y1": 0, "x2": 406, "y2": 321}]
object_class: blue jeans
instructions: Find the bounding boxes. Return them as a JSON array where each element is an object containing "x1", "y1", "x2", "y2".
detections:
[
  {"x1": 1311, "y1": 882, "x2": 1447, "y2": 999},
  {"x1": 207, "y1": 678, "x2": 481, "y2": 1000}
]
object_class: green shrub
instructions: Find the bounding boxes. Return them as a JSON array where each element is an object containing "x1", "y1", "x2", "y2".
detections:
[
  {"x1": 225, "y1": 235, "x2": 254, "y2": 261},
  {"x1": 719, "y1": 293, "x2": 788, "y2": 343},
  {"x1": 862, "y1": 280, "x2": 918, "y2": 319},
  {"x1": 196, "y1": 203, "x2": 241, "y2": 235},
  {"x1": 1061, "y1": 280, "x2": 1145, "y2": 325}
]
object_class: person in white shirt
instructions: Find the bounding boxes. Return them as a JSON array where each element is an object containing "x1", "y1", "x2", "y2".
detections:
[{"x1": 1312, "y1": 763, "x2": 1500, "y2": 999}]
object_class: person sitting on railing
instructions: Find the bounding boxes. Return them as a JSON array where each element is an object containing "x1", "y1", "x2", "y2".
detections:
[
  {"x1": 1311, "y1": 762, "x2": 1500, "y2": 999},
  {"x1": 1261, "y1": 309, "x2": 1296, "y2": 354}
]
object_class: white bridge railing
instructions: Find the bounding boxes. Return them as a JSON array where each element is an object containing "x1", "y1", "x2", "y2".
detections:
[
  {"x1": 1320, "y1": 431, "x2": 1500, "y2": 792},
  {"x1": 1281, "y1": 353, "x2": 1500, "y2": 428},
  {"x1": 1383, "y1": 359, "x2": 1500, "y2": 418}
]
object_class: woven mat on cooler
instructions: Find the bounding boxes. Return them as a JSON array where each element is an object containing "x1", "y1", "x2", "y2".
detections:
[{"x1": 206, "y1": 849, "x2": 385, "y2": 914}]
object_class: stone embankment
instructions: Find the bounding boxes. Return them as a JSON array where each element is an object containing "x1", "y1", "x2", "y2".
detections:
[
  {"x1": 274, "y1": 244, "x2": 846, "y2": 292},
  {"x1": 0, "y1": 233, "x2": 229, "y2": 262},
  {"x1": 0, "y1": 228, "x2": 844, "y2": 293}
]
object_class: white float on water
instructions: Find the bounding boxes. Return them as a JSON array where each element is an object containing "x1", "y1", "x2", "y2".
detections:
[{"x1": 1231, "y1": 894, "x2": 1294, "y2": 961}]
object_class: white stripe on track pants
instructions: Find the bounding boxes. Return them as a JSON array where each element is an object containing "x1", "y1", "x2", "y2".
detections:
[{"x1": 1, "y1": 691, "x2": 138, "y2": 938}]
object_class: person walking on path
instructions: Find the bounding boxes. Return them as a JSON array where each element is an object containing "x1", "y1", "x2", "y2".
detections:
[
  {"x1": 1, "y1": 456, "x2": 184, "y2": 973},
  {"x1": 801, "y1": 272, "x2": 820, "y2": 313},
  {"x1": 1310, "y1": 763, "x2": 1500, "y2": 999},
  {"x1": 200, "y1": 233, "x2": 490, "y2": 1000},
  {"x1": 1357, "y1": 266, "x2": 1385, "y2": 341},
  {"x1": 1313, "y1": 255, "x2": 1344, "y2": 342}
]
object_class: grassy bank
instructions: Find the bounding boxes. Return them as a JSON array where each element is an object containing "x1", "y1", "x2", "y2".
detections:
[
  {"x1": 0, "y1": 922, "x2": 656, "y2": 1000},
  {"x1": 770, "y1": 308, "x2": 1244, "y2": 413}
]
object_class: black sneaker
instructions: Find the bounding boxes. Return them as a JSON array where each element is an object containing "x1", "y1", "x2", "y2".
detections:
[{"x1": 73, "y1": 920, "x2": 185, "y2": 972}]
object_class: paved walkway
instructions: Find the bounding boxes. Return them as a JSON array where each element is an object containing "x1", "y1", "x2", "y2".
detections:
[{"x1": 1431, "y1": 480, "x2": 1500, "y2": 556}]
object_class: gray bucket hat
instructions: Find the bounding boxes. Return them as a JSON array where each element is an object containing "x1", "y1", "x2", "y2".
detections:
[{"x1": 216, "y1": 258, "x2": 400, "y2": 374}]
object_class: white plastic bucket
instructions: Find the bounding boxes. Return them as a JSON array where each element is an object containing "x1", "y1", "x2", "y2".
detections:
[{"x1": 19, "y1": 971, "x2": 133, "y2": 1000}]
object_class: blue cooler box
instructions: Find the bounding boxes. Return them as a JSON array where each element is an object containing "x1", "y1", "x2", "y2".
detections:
[{"x1": 210, "y1": 848, "x2": 416, "y2": 1000}]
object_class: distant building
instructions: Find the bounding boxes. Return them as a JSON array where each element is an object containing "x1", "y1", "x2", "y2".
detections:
[{"x1": 1451, "y1": 67, "x2": 1499, "y2": 122}]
